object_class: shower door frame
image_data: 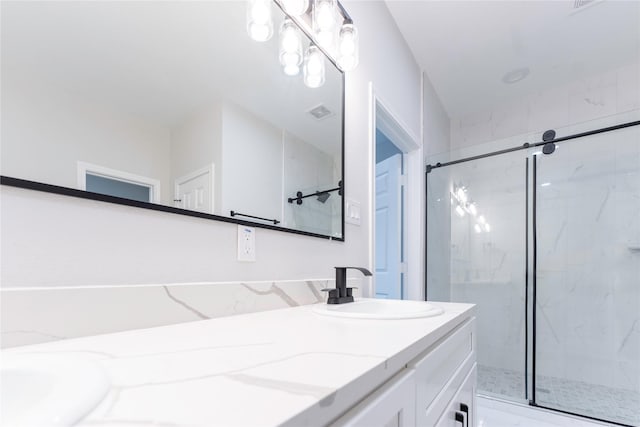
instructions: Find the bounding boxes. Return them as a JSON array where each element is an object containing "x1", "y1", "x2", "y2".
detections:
[{"x1": 425, "y1": 119, "x2": 640, "y2": 427}]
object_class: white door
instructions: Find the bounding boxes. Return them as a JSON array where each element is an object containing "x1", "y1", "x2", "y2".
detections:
[
  {"x1": 375, "y1": 154, "x2": 402, "y2": 299},
  {"x1": 174, "y1": 165, "x2": 214, "y2": 213}
]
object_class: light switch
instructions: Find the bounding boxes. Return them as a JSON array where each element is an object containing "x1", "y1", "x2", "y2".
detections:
[
  {"x1": 345, "y1": 198, "x2": 361, "y2": 226},
  {"x1": 237, "y1": 225, "x2": 256, "y2": 262}
]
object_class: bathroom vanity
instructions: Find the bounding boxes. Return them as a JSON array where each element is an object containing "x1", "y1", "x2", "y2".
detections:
[{"x1": 2, "y1": 300, "x2": 475, "y2": 426}]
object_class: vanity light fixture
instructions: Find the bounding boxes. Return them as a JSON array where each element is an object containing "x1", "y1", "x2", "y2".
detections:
[
  {"x1": 281, "y1": 0, "x2": 309, "y2": 16},
  {"x1": 337, "y1": 21, "x2": 359, "y2": 71},
  {"x1": 279, "y1": 19, "x2": 303, "y2": 76},
  {"x1": 250, "y1": 0, "x2": 359, "y2": 83},
  {"x1": 313, "y1": 0, "x2": 337, "y2": 50},
  {"x1": 303, "y1": 45, "x2": 325, "y2": 88},
  {"x1": 247, "y1": 0, "x2": 274, "y2": 41}
]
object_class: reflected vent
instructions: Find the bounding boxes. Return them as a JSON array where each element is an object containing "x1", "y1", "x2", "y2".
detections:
[
  {"x1": 307, "y1": 104, "x2": 333, "y2": 120},
  {"x1": 574, "y1": 0, "x2": 596, "y2": 8}
]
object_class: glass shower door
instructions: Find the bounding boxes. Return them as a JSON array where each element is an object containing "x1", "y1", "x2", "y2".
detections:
[
  {"x1": 534, "y1": 124, "x2": 640, "y2": 426},
  {"x1": 427, "y1": 150, "x2": 528, "y2": 402}
]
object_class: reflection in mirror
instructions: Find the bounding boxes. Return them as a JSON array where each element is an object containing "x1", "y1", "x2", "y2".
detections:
[{"x1": 1, "y1": 1, "x2": 344, "y2": 239}]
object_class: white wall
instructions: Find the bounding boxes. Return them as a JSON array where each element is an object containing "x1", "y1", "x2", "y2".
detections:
[
  {"x1": 1, "y1": 1, "x2": 422, "y2": 290},
  {"x1": 423, "y1": 71, "x2": 451, "y2": 158},
  {"x1": 282, "y1": 131, "x2": 337, "y2": 236},
  {"x1": 1, "y1": 74, "x2": 173, "y2": 204},
  {"x1": 220, "y1": 103, "x2": 283, "y2": 222},
  {"x1": 170, "y1": 105, "x2": 223, "y2": 212}
]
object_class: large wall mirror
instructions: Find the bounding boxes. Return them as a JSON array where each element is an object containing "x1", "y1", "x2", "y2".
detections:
[{"x1": 1, "y1": 1, "x2": 344, "y2": 240}]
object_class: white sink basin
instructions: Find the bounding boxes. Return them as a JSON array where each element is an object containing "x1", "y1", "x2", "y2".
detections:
[
  {"x1": 312, "y1": 298, "x2": 444, "y2": 319},
  {"x1": 1, "y1": 354, "x2": 110, "y2": 426}
]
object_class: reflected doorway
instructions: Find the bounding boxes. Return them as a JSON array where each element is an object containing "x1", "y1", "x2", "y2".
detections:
[{"x1": 375, "y1": 129, "x2": 405, "y2": 299}]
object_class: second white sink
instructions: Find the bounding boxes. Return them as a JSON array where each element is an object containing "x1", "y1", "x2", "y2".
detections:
[
  {"x1": 312, "y1": 298, "x2": 444, "y2": 319},
  {"x1": 1, "y1": 354, "x2": 110, "y2": 426}
]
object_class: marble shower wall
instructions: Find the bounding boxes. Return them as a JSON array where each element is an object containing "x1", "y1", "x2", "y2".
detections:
[
  {"x1": 1, "y1": 279, "x2": 360, "y2": 348},
  {"x1": 536, "y1": 124, "x2": 640, "y2": 393},
  {"x1": 450, "y1": 62, "x2": 640, "y2": 151}
]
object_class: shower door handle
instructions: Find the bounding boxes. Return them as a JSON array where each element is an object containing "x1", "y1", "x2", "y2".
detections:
[{"x1": 455, "y1": 411, "x2": 465, "y2": 426}]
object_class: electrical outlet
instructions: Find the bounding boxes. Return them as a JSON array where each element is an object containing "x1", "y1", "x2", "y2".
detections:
[{"x1": 237, "y1": 225, "x2": 256, "y2": 262}]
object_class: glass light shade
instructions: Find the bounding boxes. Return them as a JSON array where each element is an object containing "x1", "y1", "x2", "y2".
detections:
[
  {"x1": 338, "y1": 23, "x2": 359, "y2": 71},
  {"x1": 314, "y1": 0, "x2": 337, "y2": 31},
  {"x1": 279, "y1": 19, "x2": 302, "y2": 75},
  {"x1": 247, "y1": 0, "x2": 273, "y2": 42},
  {"x1": 474, "y1": 224, "x2": 482, "y2": 233},
  {"x1": 281, "y1": 0, "x2": 309, "y2": 16},
  {"x1": 303, "y1": 45, "x2": 325, "y2": 88},
  {"x1": 455, "y1": 205, "x2": 465, "y2": 217},
  {"x1": 313, "y1": 0, "x2": 337, "y2": 50}
]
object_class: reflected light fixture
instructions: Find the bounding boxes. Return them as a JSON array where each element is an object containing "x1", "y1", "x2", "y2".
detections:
[
  {"x1": 303, "y1": 45, "x2": 325, "y2": 88},
  {"x1": 468, "y1": 202, "x2": 477, "y2": 216},
  {"x1": 279, "y1": 19, "x2": 303, "y2": 75},
  {"x1": 247, "y1": 0, "x2": 274, "y2": 41},
  {"x1": 474, "y1": 224, "x2": 482, "y2": 233},
  {"x1": 281, "y1": 0, "x2": 309, "y2": 16},
  {"x1": 455, "y1": 205, "x2": 466, "y2": 217}
]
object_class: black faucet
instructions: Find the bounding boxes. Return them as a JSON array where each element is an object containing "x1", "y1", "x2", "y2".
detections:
[{"x1": 323, "y1": 267, "x2": 373, "y2": 304}]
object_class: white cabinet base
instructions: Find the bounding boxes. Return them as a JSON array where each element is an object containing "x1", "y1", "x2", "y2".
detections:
[{"x1": 331, "y1": 317, "x2": 477, "y2": 427}]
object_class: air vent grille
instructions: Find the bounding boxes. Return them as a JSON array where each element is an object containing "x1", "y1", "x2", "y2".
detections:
[{"x1": 308, "y1": 104, "x2": 333, "y2": 120}]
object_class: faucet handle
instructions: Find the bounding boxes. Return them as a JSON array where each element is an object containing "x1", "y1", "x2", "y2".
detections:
[{"x1": 320, "y1": 288, "x2": 339, "y2": 299}]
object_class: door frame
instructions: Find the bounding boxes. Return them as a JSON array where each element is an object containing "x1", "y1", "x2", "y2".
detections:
[
  {"x1": 369, "y1": 83, "x2": 424, "y2": 300},
  {"x1": 77, "y1": 161, "x2": 161, "y2": 203}
]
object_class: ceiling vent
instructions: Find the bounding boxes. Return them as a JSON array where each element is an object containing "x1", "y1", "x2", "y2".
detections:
[{"x1": 307, "y1": 104, "x2": 334, "y2": 121}]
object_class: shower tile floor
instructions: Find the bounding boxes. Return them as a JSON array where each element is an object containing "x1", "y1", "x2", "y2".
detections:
[{"x1": 479, "y1": 365, "x2": 640, "y2": 426}]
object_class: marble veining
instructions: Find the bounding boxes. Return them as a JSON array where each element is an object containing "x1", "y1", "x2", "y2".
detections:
[
  {"x1": 240, "y1": 282, "x2": 299, "y2": 307},
  {"x1": 2, "y1": 301, "x2": 475, "y2": 427},
  {"x1": 1, "y1": 279, "x2": 352, "y2": 348},
  {"x1": 162, "y1": 286, "x2": 210, "y2": 320}
]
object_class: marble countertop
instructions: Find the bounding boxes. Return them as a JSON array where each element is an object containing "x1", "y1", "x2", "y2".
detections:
[{"x1": 4, "y1": 300, "x2": 474, "y2": 427}]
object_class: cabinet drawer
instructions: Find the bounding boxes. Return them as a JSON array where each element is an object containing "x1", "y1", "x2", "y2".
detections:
[
  {"x1": 330, "y1": 369, "x2": 416, "y2": 427},
  {"x1": 435, "y1": 364, "x2": 476, "y2": 427},
  {"x1": 409, "y1": 318, "x2": 475, "y2": 424}
]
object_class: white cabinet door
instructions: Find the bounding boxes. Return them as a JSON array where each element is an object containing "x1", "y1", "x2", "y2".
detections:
[
  {"x1": 330, "y1": 369, "x2": 416, "y2": 427},
  {"x1": 435, "y1": 364, "x2": 477, "y2": 427}
]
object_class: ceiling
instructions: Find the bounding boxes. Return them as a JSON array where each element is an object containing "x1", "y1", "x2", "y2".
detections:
[{"x1": 385, "y1": 0, "x2": 640, "y2": 117}]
